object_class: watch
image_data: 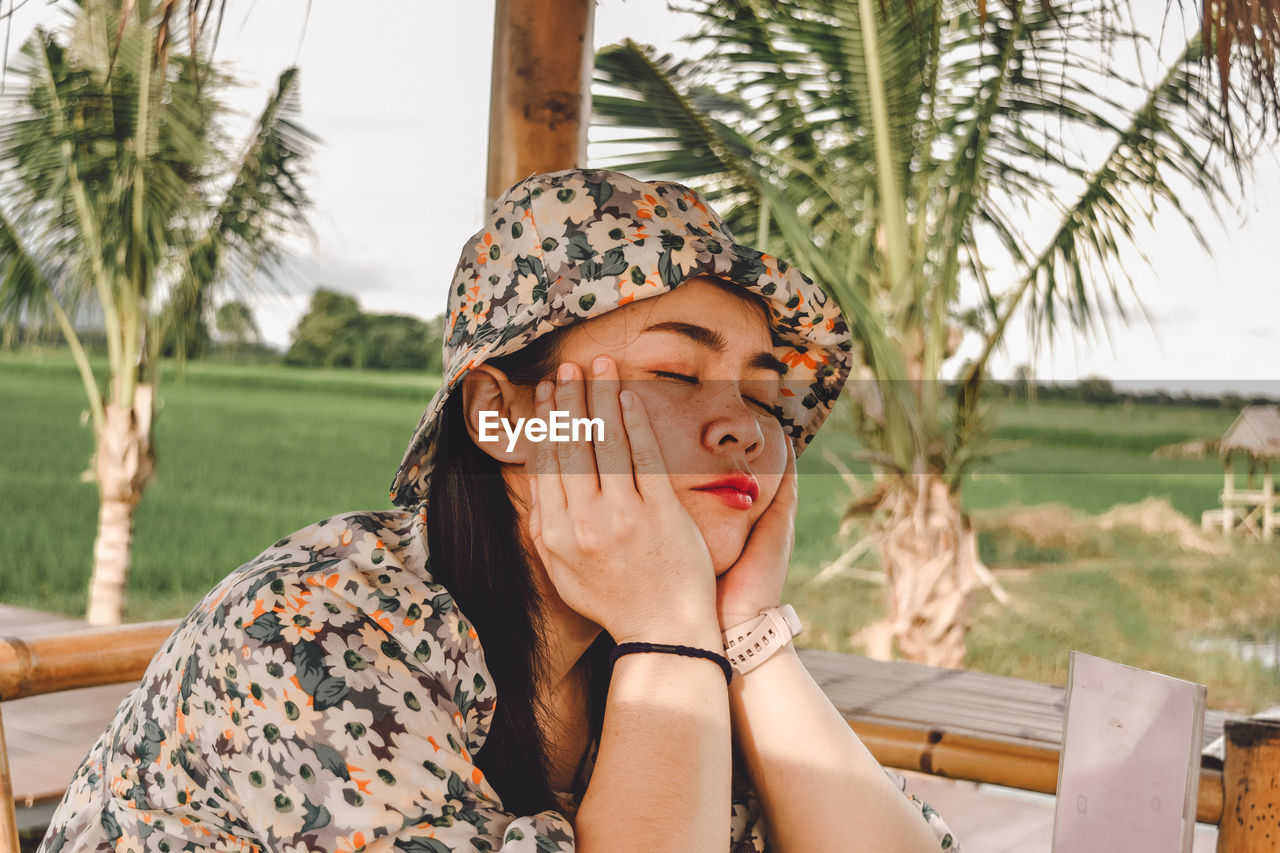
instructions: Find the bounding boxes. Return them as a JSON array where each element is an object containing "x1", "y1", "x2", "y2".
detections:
[{"x1": 721, "y1": 604, "x2": 803, "y2": 679}]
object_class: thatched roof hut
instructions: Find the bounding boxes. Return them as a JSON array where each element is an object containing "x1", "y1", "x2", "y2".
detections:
[
  {"x1": 1199, "y1": 405, "x2": 1280, "y2": 541},
  {"x1": 1220, "y1": 405, "x2": 1280, "y2": 462}
]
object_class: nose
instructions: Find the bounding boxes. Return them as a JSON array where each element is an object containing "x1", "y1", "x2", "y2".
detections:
[{"x1": 702, "y1": 386, "x2": 766, "y2": 458}]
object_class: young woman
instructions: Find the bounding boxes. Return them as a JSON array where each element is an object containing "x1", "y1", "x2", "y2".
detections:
[{"x1": 38, "y1": 169, "x2": 960, "y2": 853}]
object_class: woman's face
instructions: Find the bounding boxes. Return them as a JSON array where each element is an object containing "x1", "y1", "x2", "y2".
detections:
[{"x1": 508, "y1": 276, "x2": 790, "y2": 575}]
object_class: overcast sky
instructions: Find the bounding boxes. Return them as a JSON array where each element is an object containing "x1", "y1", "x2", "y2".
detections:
[{"x1": 3, "y1": 1, "x2": 1277, "y2": 394}]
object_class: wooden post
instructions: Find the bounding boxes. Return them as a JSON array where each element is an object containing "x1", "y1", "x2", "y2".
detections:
[
  {"x1": 1217, "y1": 718, "x2": 1280, "y2": 851},
  {"x1": 0, "y1": 707, "x2": 18, "y2": 853},
  {"x1": 1223, "y1": 461, "x2": 1234, "y2": 535},
  {"x1": 1263, "y1": 464, "x2": 1274, "y2": 542},
  {"x1": 486, "y1": 0, "x2": 595, "y2": 206}
]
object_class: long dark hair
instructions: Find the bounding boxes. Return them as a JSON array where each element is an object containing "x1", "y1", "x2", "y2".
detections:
[{"x1": 423, "y1": 328, "x2": 614, "y2": 816}]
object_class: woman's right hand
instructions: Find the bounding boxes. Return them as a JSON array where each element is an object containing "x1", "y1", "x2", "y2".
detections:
[{"x1": 525, "y1": 355, "x2": 719, "y2": 646}]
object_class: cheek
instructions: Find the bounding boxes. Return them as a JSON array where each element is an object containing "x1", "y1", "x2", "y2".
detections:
[
  {"x1": 633, "y1": 393, "x2": 789, "y2": 477},
  {"x1": 630, "y1": 395, "x2": 699, "y2": 469},
  {"x1": 747, "y1": 422, "x2": 788, "y2": 507}
]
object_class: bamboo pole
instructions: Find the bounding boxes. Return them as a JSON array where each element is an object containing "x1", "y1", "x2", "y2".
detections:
[
  {"x1": 0, "y1": 620, "x2": 180, "y2": 701},
  {"x1": 485, "y1": 0, "x2": 595, "y2": 206},
  {"x1": 0, "y1": 621, "x2": 1228, "y2": 839},
  {"x1": 0, "y1": 709, "x2": 19, "y2": 853},
  {"x1": 850, "y1": 720, "x2": 1060, "y2": 791},
  {"x1": 0, "y1": 621, "x2": 178, "y2": 853},
  {"x1": 1217, "y1": 718, "x2": 1280, "y2": 851},
  {"x1": 846, "y1": 719, "x2": 1224, "y2": 825}
]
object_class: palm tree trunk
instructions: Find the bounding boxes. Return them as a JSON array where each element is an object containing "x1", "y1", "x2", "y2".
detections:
[
  {"x1": 869, "y1": 474, "x2": 978, "y2": 668},
  {"x1": 86, "y1": 381, "x2": 155, "y2": 626}
]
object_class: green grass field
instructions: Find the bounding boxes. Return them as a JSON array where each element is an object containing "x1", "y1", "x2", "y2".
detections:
[
  {"x1": 3, "y1": 350, "x2": 1276, "y2": 710},
  {"x1": 1, "y1": 352, "x2": 438, "y2": 617}
]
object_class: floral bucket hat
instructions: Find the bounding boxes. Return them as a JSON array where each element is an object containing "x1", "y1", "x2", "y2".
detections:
[{"x1": 389, "y1": 167, "x2": 854, "y2": 509}]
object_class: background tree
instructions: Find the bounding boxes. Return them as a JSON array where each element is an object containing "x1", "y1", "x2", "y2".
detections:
[
  {"x1": 0, "y1": 0, "x2": 316, "y2": 624},
  {"x1": 215, "y1": 299, "x2": 261, "y2": 357},
  {"x1": 1077, "y1": 376, "x2": 1120, "y2": 406},
  {"x1": 593, "y1": 0, "x2": 1275, "y2": 665},
  {"x1": 1012, "y1": 364, "x2": 1036, "y2": 404},
  {"x1": 361, "y1": 313, "x2": 442, "y2": 372},
  {"x1": 285, "y1": 287, "x2": 445, "y2": 373},
  {"x1": 285, "y1": 288, "x2": 362, "y2": 367}
]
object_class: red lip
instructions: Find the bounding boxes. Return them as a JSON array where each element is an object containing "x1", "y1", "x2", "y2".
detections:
[{"x1": 692, "y1": 473, "x2": 760, "y2": 503}]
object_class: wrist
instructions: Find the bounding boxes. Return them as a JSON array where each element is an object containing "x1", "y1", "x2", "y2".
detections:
[
  {"x1": 612, "y1": 622, "x2": 722, "y2": 650},
  {"x1": 720, "y1": 611, "x2": 769, "y2": 632},
  {"x1": 721, "y1": 604, "x2": 803, "y2": 682},
  {"x1": 718, "y1": 601, "x2": 782, "y2": 632},
  {"x1": 729, "y1": 641, "x2": 799, "y2": 687},
  {"x1": 608, "y1": 641, "x2": 733, "y2": 684}
]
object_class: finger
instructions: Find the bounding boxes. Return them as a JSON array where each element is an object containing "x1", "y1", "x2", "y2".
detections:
[
  {"x1": 762, "y1": 442, "x2": 799, "y2": 552},
  {"x1": 587, "y1": 354, "x2": 633, "y2": 501},
  {"x1": 550, "y1": 361, "x2": 601, "y2": 510},
  {"x1": 526, "y1": 477, "x2": 553, "y2": 565},
  {"x1": 764, "y1": 440, "x2": 800, "y2": 523},
  {"x1": 619, "y1": 389, "x2": 675, "y2": 502},
  {"x1": 526, "y1": 478, "x2": 541, "y2": 541},
  {"x1": 750, "y1": 441, "x2": 798, "y2": 541},
  {"x1": 532, "y1": 379, "x2": 567, "y2": 522}
]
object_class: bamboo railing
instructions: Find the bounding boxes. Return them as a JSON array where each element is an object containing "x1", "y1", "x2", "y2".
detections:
[
  {"x1": 0, "y1": 621, "x2": 1259, "y2": 853},
  {"x1": 0, "y1": 621, "x2": 180, "y2": 702},
  {"x1": 0, "y1": 620, "x2": 180, "y2": 853}
]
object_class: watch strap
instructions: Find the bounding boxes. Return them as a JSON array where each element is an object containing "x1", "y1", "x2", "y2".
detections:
[{"x1": 722, "y1": 604, "x2": 802, "y2": 678}]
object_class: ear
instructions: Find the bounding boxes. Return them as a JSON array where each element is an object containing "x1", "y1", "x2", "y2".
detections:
[{"x1": 459, "y1": 364, "x2": 538, "y2": 464}]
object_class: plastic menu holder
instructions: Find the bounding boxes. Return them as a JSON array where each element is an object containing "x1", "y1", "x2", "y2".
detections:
[{"x1": 1051, "y1": 651, "x2": 1206, "y2": 853}]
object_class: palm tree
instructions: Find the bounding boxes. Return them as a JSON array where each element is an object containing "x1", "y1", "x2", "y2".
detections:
[
  {"x1": 592, "y1": 0, "x2": 1272, "y2": 666},
  {"x1": 0, "y1": 0, "x2": 316, "y2": 624}
]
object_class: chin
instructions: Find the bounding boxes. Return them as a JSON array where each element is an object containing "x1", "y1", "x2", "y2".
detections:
[
  {"x1": 679, "y1": 493, "x2": 754, "y2": 574},
  {"x1": 699, "y1": 522, "x2": 751, "y2": 577}
]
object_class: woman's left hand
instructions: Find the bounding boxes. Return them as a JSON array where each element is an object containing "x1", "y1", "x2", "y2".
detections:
[{"x1": 715, "y1": 438, "x2": 799, "y2": 632}]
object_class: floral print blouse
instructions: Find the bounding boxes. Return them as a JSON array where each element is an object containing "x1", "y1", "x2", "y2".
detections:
[{"x1": 38, "y1": 509, "x2": 960, "y2": 853}]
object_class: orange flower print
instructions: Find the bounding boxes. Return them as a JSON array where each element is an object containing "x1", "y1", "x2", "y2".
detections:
[
  {"x1": 781, "y1": 349, "x2": 821, "y2": 371},
  {"x1": 618, "y1": 265, "x2": 659, "y2": 305},
  {"x1": 633, "y1": 193, "x2": 671, "y2": 220},
  {"x1": 473, "y1": 231, "x2": 499, "y2": 265},
  {"x1": 682, "y1": 191, "x2": 708, "y2": 214},
  {"x1": 336, "y1": 831, "x2": 367, "y2": 853}
]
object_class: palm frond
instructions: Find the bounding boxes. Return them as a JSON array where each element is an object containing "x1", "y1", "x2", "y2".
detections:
[
  {"x1": 0, "y1": 202, "x2": 56, "y2": 323},
  {"x1": 160, "y1": 65, "x2": 317, "y2": 351},
  {"x1": 592, "y1": 0, "x2": 1270, "y2": 480},
  {"x1": 1013, "y1": 36, "x2": 1234, "y2": 351},
  {"x1": 0, "y1": 202, "x2": 105, "y2": 425}
]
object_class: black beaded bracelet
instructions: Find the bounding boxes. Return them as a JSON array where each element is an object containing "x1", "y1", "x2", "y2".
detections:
[{"x1": 608, "y1": 642, "x2": 733, "y2": 685}]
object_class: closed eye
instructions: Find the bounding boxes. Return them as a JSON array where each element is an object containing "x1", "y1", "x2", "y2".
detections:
[
  {"x1": 650, "y1": 371, "x2": 701, "y2": 384},
  {"x1": 655, "y1": 371, "x2": 783, "y2": 422},
  {"x1": 747, "y1": 394, "x2": 783, "y2": 422}
]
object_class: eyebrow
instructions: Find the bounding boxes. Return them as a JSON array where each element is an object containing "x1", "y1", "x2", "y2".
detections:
[
  {"x1": 747, "y1": 350, "x2": 788, "y2": 373},
  {"x1": 640, "y1": 320, "x2": 788, "y2": 377}
]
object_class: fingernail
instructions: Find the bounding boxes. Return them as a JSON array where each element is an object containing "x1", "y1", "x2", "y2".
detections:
[
  {"x1": 558, "y1": 362, "x2": 575, "y2": 382},
  {"x1": 536, "y1": 380, "x2": 552, "y2": 400},
  {"x1": 592, "y1": 356, "x2": 609, "y2": 376},
  {"x1": 620, "y1": 390, "x2": 636, "y2": 410}
]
